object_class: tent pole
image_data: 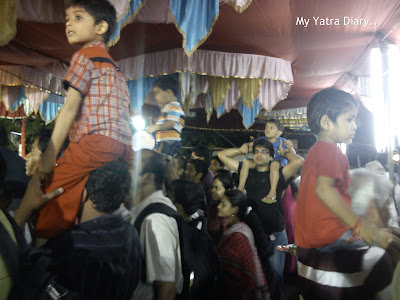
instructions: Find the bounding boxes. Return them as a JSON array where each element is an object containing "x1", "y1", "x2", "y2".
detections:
[{"x1": 21, "y1": 118, "x2": 26, "y2": 158}]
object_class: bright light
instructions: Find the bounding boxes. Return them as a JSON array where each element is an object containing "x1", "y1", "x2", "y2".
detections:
[
  {"x1": 370, "y1": 48, "x2": 386, "y2": 152},
  {"x1": 387, "y1": 45, "x2": 400, "y2": 151},
  {"x1": 393, "y1": 153, "x2": 400, "y2": 162},
  {"x1": 369, "y1": 45, "x2": 400, "y2": 153},
  {"x1": 131, "y1": 115, "x2": 145, "y2": 131},
  {"x1": 338, "y1": 143, "x2": 347, "y2": 155}
]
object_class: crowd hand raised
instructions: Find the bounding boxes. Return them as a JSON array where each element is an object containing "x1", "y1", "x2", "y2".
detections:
[
  {"x1": 22, "y1": 174, "x2": 64, "y2": 212},
  {"x1": 26, "y1": 154, "x2": 40, "y2": 176},
  {"x1": 239, "y1": 143, "x2": 250, "y2": 154}
]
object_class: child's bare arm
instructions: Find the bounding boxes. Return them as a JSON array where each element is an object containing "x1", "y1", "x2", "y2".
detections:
[
  {"x1": 238, "y1": 159, "x2": 256, "y2": 191},
  {"x1": 146, "y1": 120, "x2": 175, "y2": 134},
  {"x1": 316, "y1": 176, "x2": 359, "y2": 228},
  {"x1": 315, "y1": 175, "x2": 400, "y2": 250},
  {"x1": 39, "y1": 88, "x2": 82, "y2": 176}
]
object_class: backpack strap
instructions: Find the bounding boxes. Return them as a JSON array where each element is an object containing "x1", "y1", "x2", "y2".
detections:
[{"x1": 133, "y1": 202, "x2": 182, "y2": 235}]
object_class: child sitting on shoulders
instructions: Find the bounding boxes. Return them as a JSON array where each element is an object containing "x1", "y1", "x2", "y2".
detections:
[
  {"x1": 295, "y1": 87, "x2": 397, "y2": 252},
  {"x1": 146, "y1": 76, "x2": 185, "y2": 160},
  {"x1": 238, "y1": 119, "x2": 288, "y2": 202},
  {"x1": 34, "y1": 0, "x2": 133, "y2": 240}
]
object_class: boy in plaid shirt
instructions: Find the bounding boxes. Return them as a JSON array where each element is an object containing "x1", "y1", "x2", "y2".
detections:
[{"x1": 33, "y1": 0, "x2": 133, "y2": 240}]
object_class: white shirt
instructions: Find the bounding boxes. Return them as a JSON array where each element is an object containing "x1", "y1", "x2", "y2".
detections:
[{"x1": 131, "y1": 191, "x2": 183, "y2": 300}]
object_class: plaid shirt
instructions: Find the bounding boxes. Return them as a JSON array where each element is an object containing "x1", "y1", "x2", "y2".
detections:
[{"x1": 64, "y1": 42, "x2": 132, "y2": 145}]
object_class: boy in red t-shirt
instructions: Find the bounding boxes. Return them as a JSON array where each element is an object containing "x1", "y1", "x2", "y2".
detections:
[
  {"x1": 32, "y1": 0, "x2": 133, "y2": 240},
  {"x1": 295, "y1": 88, "x2": 397, "y2": 251}
]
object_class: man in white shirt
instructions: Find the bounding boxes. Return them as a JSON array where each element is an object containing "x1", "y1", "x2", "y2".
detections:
[{"x1": 131, "y1": 149, "x2": 183, "y2": 300}]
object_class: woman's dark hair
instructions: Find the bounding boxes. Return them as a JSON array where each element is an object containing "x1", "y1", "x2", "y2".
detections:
[
  {"x1": 224, "y1": 190, "x2": 273, "y2": 268},
  {"x1": 213, "y1": 170, "x2": 234, "y2": 191},
  {"x1": 171, "y1": 179, "x2": 205, "y2": 216}
]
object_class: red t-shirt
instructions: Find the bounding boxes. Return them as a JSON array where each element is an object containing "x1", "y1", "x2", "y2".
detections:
[{"x1": 295, "y1": 141, "x2": 351, "y2": 248}]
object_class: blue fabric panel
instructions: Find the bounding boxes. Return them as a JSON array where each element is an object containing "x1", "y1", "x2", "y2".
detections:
[
  {"x1": 216, "y1": 104, "x2": 226, "y2": 117},
  {"x1": 38, "y1": 93, "x2": 64, "y2": 123},
  {"x1": 109, "y1": 0, "x2": 145, "y2": 45},
  {"x1": 11, "y1": 87, "x2": 26, "y2": 111},
  {"x1": 238, "y1": 98, "x2": 262, "y2": 129},
  {"x1": 169, "y1": 0, "x2": 219, "y2": 54}
]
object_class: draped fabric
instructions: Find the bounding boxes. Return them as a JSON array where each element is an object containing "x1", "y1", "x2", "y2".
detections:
[
  {"x1": 0, "y1": 0, "x2": 17, "y2": 46},
  {"x1": 236, "y1": 78, "x2": 264, "y2": 108},
  {"x1": 119, "y1": 49, "x2": 293, "y2": 128},
  {"x1": 207, "y1": 76, "x2": 232, "y2": 109},
  {"x1": 108, "y1": 0, "x2": 146, "y2": 46},
  {"x1": 222, "y1": 0, "x2": 253, "y2": 13},
  {"x1": 218, "y1": 222, "x2": 269, "y2": 300},
  {"x1": 169, "y1": 0, "x2": 219, "y2": 56}
]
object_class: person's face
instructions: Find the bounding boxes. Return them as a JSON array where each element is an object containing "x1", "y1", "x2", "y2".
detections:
[
  {"x1": 253, "y1": 145, "x2": 272, "y2": 167},
  {"x1": 211, "y1": 178, "x2": 225, "y2": 201},
  {"x1": 152, "y1": 86, "x2": 173, "y2": 107},
  {"x1": 185, "y1": 163, "x2": 197, "y2": 182},
  {"x1": 209, "y1": 159, "x2": 221, "y2": 174},
  {"x1": 217, "y1": 195, "x2": 236, "y2": 218},
  {"x1": 264, "y1": 122, "x2": 281, "y2": 139},
  {"x1": 65, "y1": 6, "x2": 103, "y2": 48},
  {"x1": 329, "y1": 108, "x2": 358, "y2": 144},
  {"x1": 25, "y1": 138, "x2": 41, "y2": 176}
]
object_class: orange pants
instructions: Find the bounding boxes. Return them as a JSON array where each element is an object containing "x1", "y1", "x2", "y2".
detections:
[{"x1": 35, "y1": 134, "x2": 133, "y2": 238}]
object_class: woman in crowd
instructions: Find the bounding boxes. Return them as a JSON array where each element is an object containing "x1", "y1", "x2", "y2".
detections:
[
  {"x1": 217, "y1": 189, "x2": 270, "y2": 300},
  {"x1": 208, "y1": 170, "x2": 232, "y2": 243}
]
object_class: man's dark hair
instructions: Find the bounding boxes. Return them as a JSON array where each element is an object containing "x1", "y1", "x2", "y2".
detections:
[
  {"x1": 153, "y1": 76, "x2": 179, "y2": 97},
  {"x1": 190, "y1": 159, "x2": 209, "y2": 182},
  {"x1": 307, "y1": 88, "x2": 359, "y2": 134},
  {"x1": 171, "y1": 179, "x2": 205, "y2": 216},
  {"x1": 265, "y1": 119, "x2": 284, "y2": 132},
  {"x1": 85, "y1": 161, "x2": 131, "y2": 213},
  {"x1": 192, "y1": 145, "x2": 211, "y2": 165},
  {"x1": 211, "y1": 156, "x2": 224, "y2": 168},
  {"x1": 65, "y1": 0, "x2": 116, "y2": 43},
  {"x1": 253, "y1": 138, "x2": 275, "y2": 158},
  {"x1": 140, "y1": 149, "x2": 167, "y2": 190}
]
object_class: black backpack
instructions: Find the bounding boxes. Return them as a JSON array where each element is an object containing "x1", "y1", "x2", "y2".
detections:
[
  {"x1": 134, "y1": 203, "x2": 222, "y2": 300},
  {"x1": 0, "y1": 209, "x2": 79, "y2": 300}
]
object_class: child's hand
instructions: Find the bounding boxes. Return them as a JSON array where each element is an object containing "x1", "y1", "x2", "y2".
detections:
[
  {"x1": 25, "y1": 153, "x2": 41, "y2": 176},
  {"x1": 146, "y1": 125, "x2": 158, "y2": 134},
  {"x1": 239, "y1": 143, "x2": 250, "y2": 154},
  {"x1": 284, "y1": 139, "x2": 294, "y2": 149}
]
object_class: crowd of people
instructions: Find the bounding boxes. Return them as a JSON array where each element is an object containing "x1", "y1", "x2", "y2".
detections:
[{"x1": 1, "y1": 0, "x2": 400, "y2": 300}]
